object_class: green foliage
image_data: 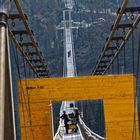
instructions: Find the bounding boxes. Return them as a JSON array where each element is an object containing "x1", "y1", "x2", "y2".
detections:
[{"x1": 18, "y1": 0, "x2": 140, "y2": 136}]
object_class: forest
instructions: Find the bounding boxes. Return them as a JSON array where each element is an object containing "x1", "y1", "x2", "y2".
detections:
[
  {"x1": 11, "y1": 0, "x2": 140, "y2": 137},
  {"x1": 18, "y1": 0, "x2": 139, "y2": 77}
]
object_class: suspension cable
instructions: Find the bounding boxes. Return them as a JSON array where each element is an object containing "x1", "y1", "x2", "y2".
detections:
[
  {"x1": 123, "y1": 45, "x2": 126, "y2": 73},
  {"x1": 25, "y1": 46, "x2": 32, "y2": 78},
  {"x1": 132, "y1": 30, "x2": 136, "y2": 140},
  {"x1": 11, "y1": 41, "x2": 27, "y2": 140},
  {"x1": 132, "y1": 32, "x2": 135, "y2": 73},
  {"x1": 111, "y1": 50, "x2": 114, "y2": 74},
  {"x1": 16, "y1": 47, "x2": 35, "y2": 140},
  {"x1": 11, "y1": 40, "x2": 35, "y2": 140},
  {"x1": 131, "y1": 31, "x2": 140, "y2": 140},
  {"x1": 117, "y1": 55, "x2": 119, "y2": 73},
  {"x1": 22, "y1": 47, "x2": 35, "y2": 139},
  {"x1": 136, "y1": 32, "x2": 140, "y2": 76},
  {"x1": 111, "y1": 63, "x2": 113, "y2": 74}
]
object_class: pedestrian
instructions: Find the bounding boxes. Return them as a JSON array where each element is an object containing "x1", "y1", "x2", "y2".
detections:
[
  {"x1": 60, "y1": 111, "x2": 69, "y2": 134},
  {"x1": 75, "y1": 109, "x2": 80, "y2": 123}
]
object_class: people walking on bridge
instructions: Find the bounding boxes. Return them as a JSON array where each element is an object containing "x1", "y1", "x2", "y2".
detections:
[
  {"x1": 74, "y1": 109, "x2": 80, "y2": 132},
  {"x1": 60, "y1": 111, "x2": 69, "y2": 134},
  {"x1": 75, "y1": 109, "x2": 80, "y2": 123}
]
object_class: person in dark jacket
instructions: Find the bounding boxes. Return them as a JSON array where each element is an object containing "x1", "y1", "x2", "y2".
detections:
[
  {"x1": 74, "y1": 109, "x2": 80, "y2": 132},
  {"x1": 60, "y1": 111, "x2": 69, "y2": 134},
  {"x1": 75, "y1": 109, "x2": 80, "y2": 123}
]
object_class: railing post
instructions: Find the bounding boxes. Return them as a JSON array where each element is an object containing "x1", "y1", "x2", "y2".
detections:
[
  {"x1": 0, "y1": 1, "x2": 15, "y2": 139},
  {"x1": 0, "y1": 11, "x2": 8, "y2": 140}
]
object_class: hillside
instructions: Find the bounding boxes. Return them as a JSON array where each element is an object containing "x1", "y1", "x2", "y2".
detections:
[
  {"x1": 19, "y1": 0, "x2": 139, "y2": 76},
  {"x1": 11, "y1": 0, "x2": 140, "y2": 138}
]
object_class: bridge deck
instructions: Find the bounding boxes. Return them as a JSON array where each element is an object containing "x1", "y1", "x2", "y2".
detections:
[{"x1": 63, "y1": 132, "x2": 82, "y2": 140}]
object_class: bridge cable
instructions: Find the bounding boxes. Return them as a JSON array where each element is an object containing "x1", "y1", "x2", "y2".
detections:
[
  {"x1": 15, "y1": 43, "x2": 31, "y2": 140},
  {"x1": 111, "y1": 51, "x2": 114, "y2": 74},
  {"x1": 136, "y1": 32, "x2": 140, "y2": 75},
  {"x1": 132, "y1": 30, "x2": 136, "y2": 140},
  {"x1": 100, "y1": 100, "x2": 104, "y2": 136},
  {"x1": 132, "y1": 32, "x2": 135, "y2": 73},
  {"x1": 123, "y1": 44, "x2": 126, "y2": 73},
  {"x1": 25, "y1": 46, "x2": 32, "y2": 78},
  {"x1": 111, "y1": 63, "x2": 113, "y2": 74},
  {"x1": 132, "y1": 31, "x2": 140, "y2": 140},
  {"x1": 22, "y1": 45, "x2": 35, "y2": 140},
  {"x1": 11, "y1": 40, "x2": 28, "y2": 140},
  {"x1": 17, "y1": 45, "x2": 35, "y2": 140},
  {"x1": 11, "y1": 39, "x2": 35, "y2": 140},
  {"x1": 117, "y1": 55, "x2": 119, "y2": 74}
]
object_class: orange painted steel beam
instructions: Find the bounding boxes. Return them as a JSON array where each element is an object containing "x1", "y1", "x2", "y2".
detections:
[{"x1": 19, "y1": 75, "x2": 139, "y2": 140}]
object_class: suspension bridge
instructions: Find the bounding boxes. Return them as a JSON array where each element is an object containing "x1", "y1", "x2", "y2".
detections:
[{"x1": 0, "y1": 0, "x2": 140, "y2": 140}]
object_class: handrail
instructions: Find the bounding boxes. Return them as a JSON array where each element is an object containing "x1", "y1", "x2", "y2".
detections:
[
  {"x1": 13, "y1": 0, "x2": 49, "y2": 73},
  {"x1": 9, "y1": 30, "x2": 39, "y2": 76},
  {"x1": 77, "y1": 125, "x2": 86, "y2": 140},
  {"x1": 79, "y1": 117, "x2": 106, "y2": 140},
  {"x1": 54, "y1": 120, "x2": 64, "y2": 140},
  {"x1": 92, "y1": 0, "x2": 128, "y2": 75},
  {"x1": 54, "y1": 116, "x2": 106, "y2": 140},
  {"x1": 92, "y1": 1, "x2": 140, "y2": 75},
  {"x1": 102, "y1": 14, "x2": 140, "y2": 74}
]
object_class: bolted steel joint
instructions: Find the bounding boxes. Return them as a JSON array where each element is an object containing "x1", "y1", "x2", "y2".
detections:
[{"x1": 0, "y1": 12, "x2": 8, "y2": 27}]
